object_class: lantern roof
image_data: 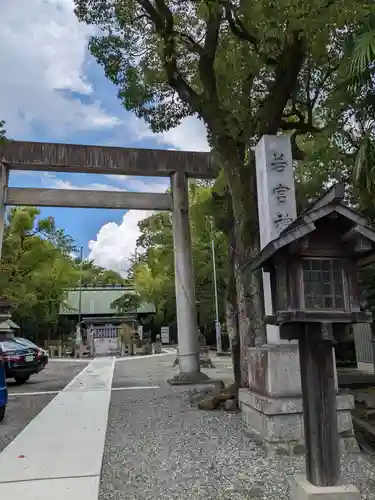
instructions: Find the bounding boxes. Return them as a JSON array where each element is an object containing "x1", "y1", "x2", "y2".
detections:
[{"x1": 244, "y1": 182, "x2": 375, "y2": 273}]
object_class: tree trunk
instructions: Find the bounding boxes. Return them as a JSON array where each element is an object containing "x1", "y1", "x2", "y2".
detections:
[
  {"x1": 211, "y1": 176, "x2": 242, "y2": 388},
  {"x1": 226, "y1": 234, "x2": 241, "y2": 389},
  {"x1": 222, "y1": 149, "x2": 266, "y2": 388}
]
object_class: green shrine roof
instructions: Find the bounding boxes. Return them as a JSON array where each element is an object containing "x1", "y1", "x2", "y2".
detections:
[{"x1": 59, "y1": 285, "x2": 155, "y2": 316}]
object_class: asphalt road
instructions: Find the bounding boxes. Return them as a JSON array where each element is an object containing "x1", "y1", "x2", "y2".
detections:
[
  {"x1": 0, "y1": 360, "x2": 88, "y2": 453},
  {"x1": 6, "y1": 359, "x2": 88, "y2": 394}
]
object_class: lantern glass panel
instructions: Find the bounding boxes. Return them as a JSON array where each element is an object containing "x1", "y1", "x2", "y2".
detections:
[{"x1": 302, "y1": 259, "x2": 345, "y2": 310}]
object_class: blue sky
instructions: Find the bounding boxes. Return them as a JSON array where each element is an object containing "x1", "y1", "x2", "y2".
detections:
[{"x1": 1, "y1": 0, "x2": 208, "y2": 274}]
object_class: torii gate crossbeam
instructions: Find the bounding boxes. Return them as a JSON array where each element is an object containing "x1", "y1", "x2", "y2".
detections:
[{"x1": 0, "y1": 140, "x2": 218, "y2": 384}]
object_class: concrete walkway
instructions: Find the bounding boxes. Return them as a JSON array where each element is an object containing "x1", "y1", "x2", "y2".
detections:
[{"x1": 0, "y1": 357, "x2": 115, "y2": 500}]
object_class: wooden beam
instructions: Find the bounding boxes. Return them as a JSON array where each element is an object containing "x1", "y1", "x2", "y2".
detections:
[
  {"x1": 300, "y1": 182, "x2": 345, "y2": 216},
  {"x1": 5, "y1": 187, "x2": 172, "y2": 211},
  {"x1": 342, "y1": 224, "x2": 375, "y2": 243},
  {"x1": 0, "y1": 140, "x2": 217, "y2": 178}
]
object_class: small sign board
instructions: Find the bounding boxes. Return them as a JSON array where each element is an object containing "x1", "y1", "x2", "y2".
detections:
[
  {"x1": 161, "y1": 326, "x2": 170, "y2": 344},
  {"x1": 138, "y1": 325, "x2": 143, "y2": 340}
]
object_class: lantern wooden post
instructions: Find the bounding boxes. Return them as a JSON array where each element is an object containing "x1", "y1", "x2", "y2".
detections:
[{"x1": 299, "y1": 323, "x2": 340, "y2": 486}]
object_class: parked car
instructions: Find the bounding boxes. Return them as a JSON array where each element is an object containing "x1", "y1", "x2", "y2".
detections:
[
  {"x1": 0, "y1": 338, "x2": 48, "y2": 385},
  {"x1": 14, "y1": 338, "x2": 49, "y2": 370},
  {"x1": 0, "y1": 346, "x2": 7, "y2": 421}
]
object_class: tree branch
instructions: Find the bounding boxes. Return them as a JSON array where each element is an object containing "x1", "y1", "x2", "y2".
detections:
[
  {"x1": 221, "y1": 0, "x2": 279, "y2": 65},
  {"x1": 259, "y1": 31, "x2": 306, "y2": 135},
  {"x1": 222, "y1": 1, "x2": 259, "y2": 48},
  {"x1": 139, "y1": 0, "x2": 202, "y2": 113},
  {"x1": 198, "y1": 1, "x2": 222, "y2": 106},
  {"x1": 280, "y1": 117, "x2": 325, "y2": 134},
  {"x1": 290, "y1": 133, "x2": 305, "y2": 160},
  {"x1": 311, "y1": 63, "x2": 340, "y2": 108},
  {"x1": 175, "y1": 31, "x2": 204, "y2": 55},
  {"x1": 138, "y1": 0, "x2": 164, "y2": 32}
]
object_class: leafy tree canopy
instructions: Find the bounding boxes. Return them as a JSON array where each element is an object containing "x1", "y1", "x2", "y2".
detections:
[
  {"x1": 75, "y1": 258, "x2": 126, "y2": 285},
  {"x1": 75, "y1": 0, "x2": 372, "y2": 157},
  {"x1": 0, "y1": 207, "x2": 124, "y2": 343},
  {"x1": 0, "y1": 208, "x2": 80, "y2": 341},
  {"x1": 0, "y1": 121, "x2": 6, "y2": 143}
]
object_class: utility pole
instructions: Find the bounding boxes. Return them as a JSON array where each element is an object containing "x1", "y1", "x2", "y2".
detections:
[
  {"x1": 75, "y1": 246, "x2": 84, "y2": 353},
  {"x1": 77, "y1": 246, "x2": 84, "y2": 326},
  {"x1": 211, "y1": 219, "x2": 222, "y2": 353}
]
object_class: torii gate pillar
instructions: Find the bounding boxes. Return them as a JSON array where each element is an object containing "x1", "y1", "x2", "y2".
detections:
[{"x1": 168, "y1": 171, "x2": 209, "y2": 384}]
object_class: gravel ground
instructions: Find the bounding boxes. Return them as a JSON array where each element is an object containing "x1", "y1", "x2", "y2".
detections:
[
  {"x1": 100, "y1": 354, "x2": 375, "y2": 500},
  {"x1": 0, "y1": 360, "x2": 89, "y2": 453}
]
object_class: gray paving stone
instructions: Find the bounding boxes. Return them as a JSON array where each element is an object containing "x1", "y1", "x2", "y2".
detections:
[{"x1": 0, "y1": 360, "x2": 89, "y2": 452}]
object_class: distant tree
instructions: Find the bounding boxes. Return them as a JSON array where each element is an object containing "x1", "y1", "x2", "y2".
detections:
[
  {"x1": 74, "y1": 259, "x2": 125, "y2": 285},
  {"x1": 0, "y1": 121, "x2": 6, "y2": 143},
  {"x1": 0, "y1": 207, "x2": 79, "y2": 342},
  {"x1": 119, "y1": 184, "x2": 227, "y2": 342},
  {"x1": 111, "y1": 293, "x2": 141, "y2": 313}
]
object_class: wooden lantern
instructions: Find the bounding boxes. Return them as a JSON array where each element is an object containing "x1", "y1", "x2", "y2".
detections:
[
  {"x1": 247, "y1": 183, "x2": 374, "y2": 341},
  {"x1": 242, "y1": 183, "x2": 375, "y2": 488}
]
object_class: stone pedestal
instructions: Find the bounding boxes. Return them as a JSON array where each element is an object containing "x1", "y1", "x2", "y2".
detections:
[
  {"x1": 238, "y1": 345, "x2": 357, "y2": 454},
  {"x1": 291, "y1": 476, "x2": 360, "y2": 500}
]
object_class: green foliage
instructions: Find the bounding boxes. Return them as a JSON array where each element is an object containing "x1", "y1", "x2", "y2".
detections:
[
  {"x1": 76, "y1": 259, "x2": 125, "y2": 285},
  {"x1": 120, "y1": 184, "x2": 227, "y2": 340},
  {"x1": 0, "y1": 121, "x2": 6, "y2": 143},
  {"x1": 345, "y1": 14, "x2": 375, "y2": 85},
  {"x1": 75, "y1": 0, "x2": 372, "y2": 151},
  {"x1": 0, "y1": 207, "x2": 125, "y2": 343},
  {"x1": 352, "y1": 131, "x2": 375, "y2": 207},
  {"x1": 0, "y1": 208, "x2": 80, "y2": 342},
  {"x1": 111, "y1": 293, "x2": 140, "y2": 313}
]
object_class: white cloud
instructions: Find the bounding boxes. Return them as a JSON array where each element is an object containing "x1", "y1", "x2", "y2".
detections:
[
  {"x1": 87, "y1": 115, "x2": 208, "y2": 274},
  {"x1": 38, "y1": 172, "x2": 167, "y2": 275},
  {"x1": 0, "y1": 0, "x2": 120, "y2": 138},
  {"x1": 107, "y1": 175, "x2": 169, "y2": 193},
  {"x1": 86, "y1": 178, "x2": 169, "y2": 273},
  {"x1": 88, "y1": 210, "x2": 154, "y2": 275},
  {"x1": 130, "y1": 114, "x2": 210, "y2": 152},
  {"x1": 43, "y1": 174, "x2": 122, "y2": 192},
  {"x1": 160, "y1": 115, "x2": 210, "y2": 152},
  {"x1": 42, "y1": 171, "x2": 169, "y2": 194}
]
